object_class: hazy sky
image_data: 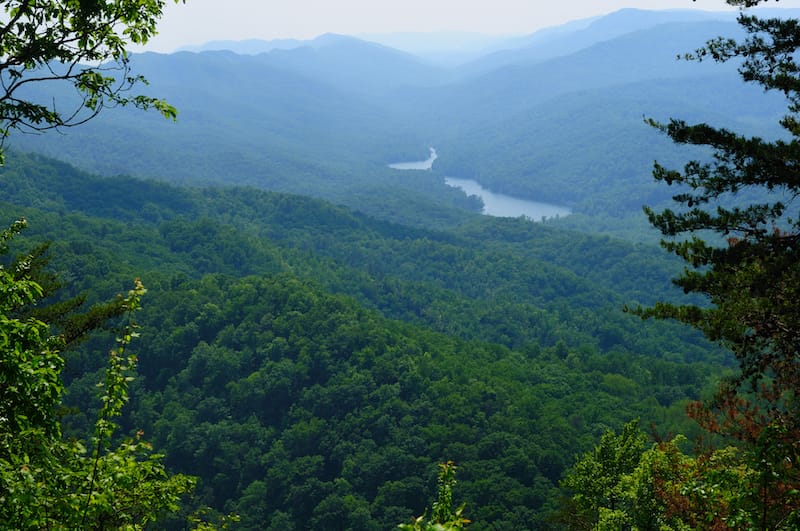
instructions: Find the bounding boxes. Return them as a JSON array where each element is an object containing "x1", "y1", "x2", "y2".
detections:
[{"x1": 140, "y1": 0, "x2": 800, "y2": 52}]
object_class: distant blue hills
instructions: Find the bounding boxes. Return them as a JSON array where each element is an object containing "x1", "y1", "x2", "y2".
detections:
[{"x1": 9, "y1": 8, "x2": 797, "y2": 234}]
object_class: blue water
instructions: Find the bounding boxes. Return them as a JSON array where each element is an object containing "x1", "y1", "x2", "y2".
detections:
[
  {"x1": 388, "y1": 147, "x2": 437, "y2": 170},
  {"x1": 388, "y1": 148, "x2": 571, "y2": 221},
  {"x1": 445, "y1": 177, "x2": 571, "y2": 221}
]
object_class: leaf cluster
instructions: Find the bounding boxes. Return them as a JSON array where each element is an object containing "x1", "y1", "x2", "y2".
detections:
[{"x1": 0, "y1": 0, "x2": 183, "y2": 162}]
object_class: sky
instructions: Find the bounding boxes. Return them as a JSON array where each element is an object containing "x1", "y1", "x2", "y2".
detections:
[{"x1": 139, "y1": 0, "x2": 800, "y2": 52}]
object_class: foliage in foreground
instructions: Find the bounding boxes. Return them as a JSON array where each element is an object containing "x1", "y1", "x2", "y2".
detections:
[
  {"x1": 0, "y1": 0, "x2": 184, "y2": 160},
  {"x1": 0, "y1": 220, "x2": 201, "y2": 529},
  {"x1": 561, "y1": 419, "x2": 800, "y2": 530},
  {"x1": 642, "y1": 1, "x2": 800, "y2": 526},
  {"x1": 563, "y1": 2, "x2": 800, "y2": 529},
  {"x1": 398, "y1": 462, "x2": 470, "y2": 531}
]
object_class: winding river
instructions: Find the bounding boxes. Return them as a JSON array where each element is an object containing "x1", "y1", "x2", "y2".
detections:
[{"x1": 388, "y1": 148, "x2": 571, "y2": 221}]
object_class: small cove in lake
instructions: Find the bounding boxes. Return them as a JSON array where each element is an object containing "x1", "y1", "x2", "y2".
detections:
[
  {"x1": 388, "y1": 147, "x2": 438, "y2": 170},
  {"x1": 444, "y1": 177, "x2": 572, "y2": 221},
  {"x1": 388, "y1": 148, "x2": 572, "y2": 221}
]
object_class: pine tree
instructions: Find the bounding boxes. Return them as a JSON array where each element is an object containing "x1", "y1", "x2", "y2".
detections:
[{"x1": 639, "y1": 1, "x2": 800, "y2": 526}]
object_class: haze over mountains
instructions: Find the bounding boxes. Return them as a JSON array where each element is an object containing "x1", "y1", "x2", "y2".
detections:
[
  {"x1": 177, "y1": 8, "x2": 743, "y2": 66},
  {"x1": 10, "y1": 8, "x2": 794, "y2": 235},
  {"x1": 5, "y1": 8, "x2": 793, "y2": 528}
]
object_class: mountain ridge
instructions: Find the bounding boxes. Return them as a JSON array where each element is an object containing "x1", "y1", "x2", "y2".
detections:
[{"x1": 9, "y1": 8, "x2": 792, "y2": 238}]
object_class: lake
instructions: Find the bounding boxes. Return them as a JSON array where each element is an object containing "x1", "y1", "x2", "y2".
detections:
[
  {"x1": 388, "y1": 148, "x2": 571, "y2": 221},
  {"x1": 445, "y1": 177, "x2": 572, "y2": 221},
  {"x1": 388, "y1": 147, "x2": 437, "y2": 170}
]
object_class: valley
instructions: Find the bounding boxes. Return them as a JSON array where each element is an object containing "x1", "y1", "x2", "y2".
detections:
[{"x1": 2, "y1": 6, "x2": 795, "y2": 529}]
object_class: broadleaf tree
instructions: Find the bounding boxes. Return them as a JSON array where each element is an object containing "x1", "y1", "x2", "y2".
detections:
[
  {"x1": 0, "y1": 0, "x2": 185, "y2": 162},
  {"x1": 559, "y1": 420, "x2": 648, "y2": 530},
  {"x1": 637, "y1": 0, "x2": 800, "y2": 527}
]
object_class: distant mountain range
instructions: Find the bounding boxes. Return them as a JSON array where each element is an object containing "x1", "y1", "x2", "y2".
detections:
[
  {"x1": 9, "y1": 8, "x2": 796, "y2": 234},
  {"x1": 173, "y1": 8, "x2": 774, "y2": 66}
]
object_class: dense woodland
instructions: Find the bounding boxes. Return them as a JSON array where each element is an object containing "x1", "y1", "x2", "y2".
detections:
[
  {"x1": 0, "y1": 151, "x2": 723, "y2": 528},
  {"x1": 2, "y1": 3, "x2": 799, "y2": 530}
]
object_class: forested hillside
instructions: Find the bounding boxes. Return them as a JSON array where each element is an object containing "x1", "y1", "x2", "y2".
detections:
[{"x1": 0, "y1": 152, "x2": 723, "y2": 528}]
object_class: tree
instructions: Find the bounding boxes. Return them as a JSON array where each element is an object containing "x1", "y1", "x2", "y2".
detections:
[
  {"x1": 0, "y1": 0, "x2": 183, "y2": 161},
  {"x1": 638, "y1": 0, "x2": 800, "y2": 527},
  {"x1": 559, "y1": 420, "x2": 647, "y2": 530},
  {"x1": 562, "y1": 427, "x2": 759, "y2": 531},
  {"x1": 0, "y1": 219, "x2": 201, "y2": 528},
  {"x1": 0, "y1": 1, "x2": 223, "y2": 527},
  {"x1": 398, "y1": 462, "x2": 471, "y2": 531}
]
